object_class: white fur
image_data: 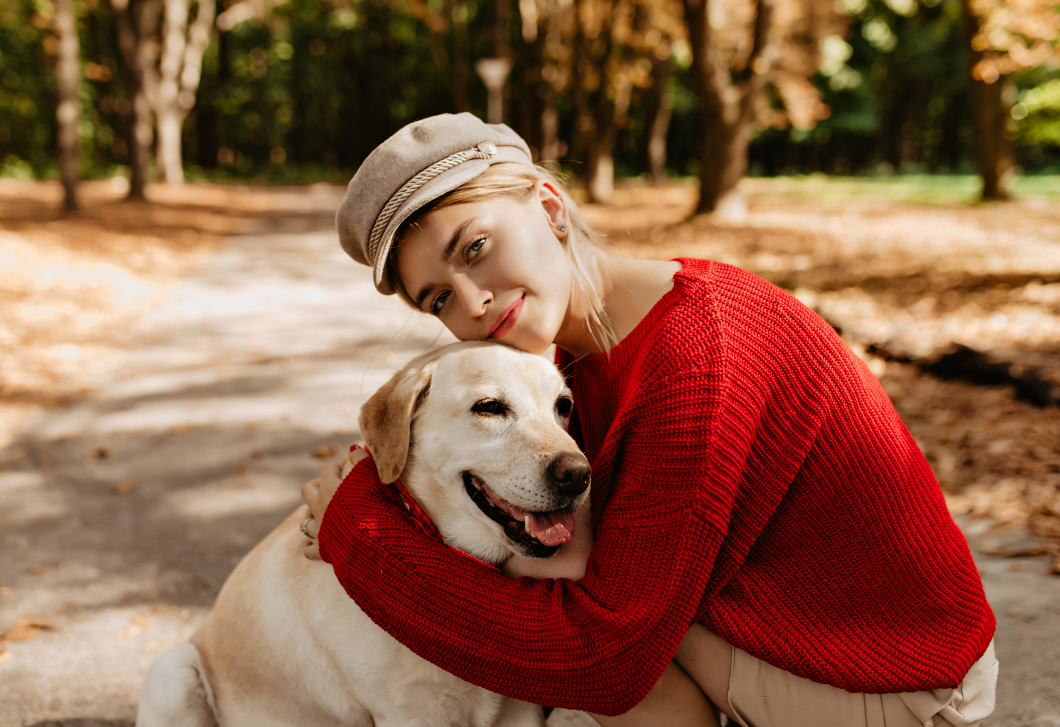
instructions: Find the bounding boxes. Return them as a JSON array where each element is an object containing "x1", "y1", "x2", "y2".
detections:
[{"x1": 137, "y1": 342, "x2": 585, "y2": 727}]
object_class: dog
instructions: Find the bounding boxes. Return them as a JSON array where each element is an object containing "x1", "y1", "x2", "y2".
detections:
[{"x1": 136, "y1": 341, "x2": 593, "y2": 727}]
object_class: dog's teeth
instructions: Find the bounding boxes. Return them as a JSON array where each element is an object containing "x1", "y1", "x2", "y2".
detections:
[{"x1": 524, "y1": 516, "x2": 531, "y2": 535}]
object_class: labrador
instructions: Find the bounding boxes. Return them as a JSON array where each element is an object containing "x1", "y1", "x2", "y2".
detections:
[{"x1": 136, "y1": 341, "x2": 592, "y2": 727}]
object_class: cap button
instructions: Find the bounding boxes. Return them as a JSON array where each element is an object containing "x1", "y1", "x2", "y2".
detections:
[{"x1": 477, "y1": 141, "x2": 497, "y2": 156}]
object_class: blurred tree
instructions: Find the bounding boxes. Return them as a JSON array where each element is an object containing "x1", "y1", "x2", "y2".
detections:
[
  {"x1": 568, "y1": 0, "x2": 683, "y2": 202},
  {"x1": 111, "y1": 0, "x2": 160, "y2": 198},
  {"x1": 54, "y1": 0, "x2": 81, "y2": 211},
  {"x1": 961, "y1": 0, "x2": 1060, "y2": 199},
  {"x1": 408, "y1": 0, "x2": 472, "y2": 112},
  {"x1": 512, "y1": 0, "x2": 572, "y2": 164},
  {"x1": 682, "y1": 0, "x2": 841, "y2": 218},
  {"x1": 642, "y1": 34, "x2": 674, "y2": 184},
  {"x1": 152, "y1": 0, "x2": 214, "y2": 183},
  {"x1": 5, "y1": 0, "x2": 1059, "y2": 187}
]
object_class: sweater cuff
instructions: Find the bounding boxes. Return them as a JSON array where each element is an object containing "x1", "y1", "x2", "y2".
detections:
[{"x1": 318, "y1": 454, "x2": 392, "y2": 567}]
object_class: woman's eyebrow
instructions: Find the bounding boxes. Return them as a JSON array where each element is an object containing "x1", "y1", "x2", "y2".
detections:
[
  {"x1": 442, "y1": 216, "x2": 482, "y2": 263},
  {"x1": 415, "y1": 283, "x2": 435, "y2": 309}
]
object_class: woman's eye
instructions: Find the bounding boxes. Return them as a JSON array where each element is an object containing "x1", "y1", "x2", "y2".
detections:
[
  {"x1": 465, "y1": 236, "x2": 487, "y2": 262},
  {"x1": 430, "y1": 290, "x2": 451, "y2": 316}
]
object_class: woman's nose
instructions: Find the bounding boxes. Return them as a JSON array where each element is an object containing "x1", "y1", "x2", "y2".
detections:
[{"x1": 453, "y1": 275, "x2": 492, "y2": 318}]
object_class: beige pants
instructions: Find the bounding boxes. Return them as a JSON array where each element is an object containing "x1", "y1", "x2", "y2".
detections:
[{"x1": 725, "y1": 641, "x2": 998, "y2": 727}]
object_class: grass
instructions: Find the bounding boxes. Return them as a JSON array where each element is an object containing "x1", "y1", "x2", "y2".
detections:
[{"x1": 742, "y1": 173, "x2": 1060, "y2": 205}]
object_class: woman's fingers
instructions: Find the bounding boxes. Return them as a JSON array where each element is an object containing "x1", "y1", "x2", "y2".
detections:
[
  {"x1": 301, "y1": 476, "x2": 321, "y2": 510},
  {"x1": 301, "y1": 449, "x2": 369, "y2": 561}
]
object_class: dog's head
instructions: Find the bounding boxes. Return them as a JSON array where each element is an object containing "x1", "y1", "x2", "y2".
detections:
[{"x1": 359, "y1": 341, "x2": 590, "y2": 565}]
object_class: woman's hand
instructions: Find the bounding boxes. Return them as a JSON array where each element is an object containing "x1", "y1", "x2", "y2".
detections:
[
  {"x1": 501, "y1": 498, "x2": 594, "y2": 581},
  {"x1": 301, "y1": 446, "x2": 370, "y2": 560}
]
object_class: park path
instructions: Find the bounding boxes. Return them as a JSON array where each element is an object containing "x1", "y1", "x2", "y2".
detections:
[{"x1": 0, "y1": 189, "x2": 1057, "y2": 726}]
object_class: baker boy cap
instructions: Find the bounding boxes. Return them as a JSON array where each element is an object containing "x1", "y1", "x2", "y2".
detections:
[{"x1": 336, "y1": 113, "x2": 535, "y2": 295}]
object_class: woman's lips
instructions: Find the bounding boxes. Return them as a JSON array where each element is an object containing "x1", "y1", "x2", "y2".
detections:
[{"x1": 489, "y1": 296, "x2": 524, "y2": 339}]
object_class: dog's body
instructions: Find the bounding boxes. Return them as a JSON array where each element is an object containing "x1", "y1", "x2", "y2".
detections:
[{"x1": 137, "y1": 342, "x2": 592, "y2": 727}]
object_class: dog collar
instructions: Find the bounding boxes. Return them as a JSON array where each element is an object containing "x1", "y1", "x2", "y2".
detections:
[
  {"x1": 391, "y1": 477, "x2": 441, "y2": 540},
  {"x1": 350, "y1": 445, "x2": 497, "y2": 570}
]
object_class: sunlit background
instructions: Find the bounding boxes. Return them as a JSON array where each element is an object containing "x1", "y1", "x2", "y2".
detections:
[{"x1": 1, "y1": 0, "x2": 1060, "y2": 724}]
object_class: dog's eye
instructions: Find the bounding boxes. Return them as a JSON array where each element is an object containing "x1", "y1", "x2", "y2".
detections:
[
  {"x1": 556, "y1": 396, "x2": 573, "y2": 418},
  {"x1": 471, "y1": 399, "x2": 510, "y2": 417}
]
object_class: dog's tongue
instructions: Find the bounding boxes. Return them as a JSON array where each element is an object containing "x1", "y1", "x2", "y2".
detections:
[{"x1": 527, "y1": 510, "x2": 575, "y2": 546}]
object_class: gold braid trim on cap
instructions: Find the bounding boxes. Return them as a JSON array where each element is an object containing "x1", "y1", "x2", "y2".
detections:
[{"x1": 368, "y1": 141, "x2": 498, "y2": 275}]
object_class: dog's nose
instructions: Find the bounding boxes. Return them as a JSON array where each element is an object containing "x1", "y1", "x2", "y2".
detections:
[{"x1": 548, "y1": 452, "x2": 591, "y2": 498}]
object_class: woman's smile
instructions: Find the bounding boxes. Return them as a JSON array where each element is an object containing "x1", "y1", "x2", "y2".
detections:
[{"x1": 489, "y1": 295, "x2": 524, "y2": 340}]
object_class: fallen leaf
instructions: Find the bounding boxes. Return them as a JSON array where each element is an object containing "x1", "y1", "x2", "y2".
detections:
[
  {"x1": 168, "y1": 423, "x2": 199, "y2": 435},
  {"x1": 250, "y1": 449, "x2": 264, "y2": 459},
  {"x1": 112, "y1": 479, "x2": 139, "y2": 495},
  {"x1": 312, "y1": 442, "x2": 340, "y2": 459},
  {"x1": 281, "y1": 412, "x2": 292, "y2": 422},
  {"x1": 115, "y1": 615, "x2": 148, "y2": 639},
  {"x1": 0, "y1": 586, "x2": 11, "y2": 597},
  {"x1": 150, "y1": 605, "x2": 169, "y2": 615},
  {"x1": 28, "y1": 564, "x2": 45, "y2": 575},
  {"x1": 231, "y1": 462, "x2": 249, "y2": 474},
  {"x1": 0, "y1": 645, "x2": 10, "y2": 664},
  {"x1": 37, "y1": 454, "x2": 53, "y2": 469},
  {"x1": 1, "y1": 615, "x2": 60, "y2": 642},
  {"x1": 92, "y1": 447, "x2": 110, "y2": 459}
]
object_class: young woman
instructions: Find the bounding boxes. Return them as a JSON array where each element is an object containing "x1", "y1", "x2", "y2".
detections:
[{"x1": 300, "y1": 113, "x2": 997, "y2": 727}]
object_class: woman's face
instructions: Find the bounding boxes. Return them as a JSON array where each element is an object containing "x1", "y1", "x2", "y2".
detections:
[{"x1": 395, "y1": 184, "x2": 573, "y2": 355}]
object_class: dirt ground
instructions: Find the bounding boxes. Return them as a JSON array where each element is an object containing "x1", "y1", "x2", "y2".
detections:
[{"x1": 1, "y1": 178, "x2": 1058, "y2": 726}]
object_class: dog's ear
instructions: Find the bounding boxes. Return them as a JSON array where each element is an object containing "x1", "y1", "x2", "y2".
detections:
[{"x1": 358, "y1": 357, "x2": 437, "y2": 484}]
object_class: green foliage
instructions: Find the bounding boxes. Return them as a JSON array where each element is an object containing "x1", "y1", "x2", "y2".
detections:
[
  {"x1": 0, "y1": 0, "x2": 57, "y2": 178},
  {"x1": 742, "y1": 173, "x2": 1060, "y2": 204},
  {"x1": 1, "y1": 0, "x2": 1058, "y2": 183},
  {"x1": 1015, "y1": 79, "x2": 1060, "y2": 147}
]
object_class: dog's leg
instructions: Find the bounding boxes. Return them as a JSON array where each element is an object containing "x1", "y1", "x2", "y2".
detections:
[{"x1": 137, "y1": 643, "x2": 220, "y2": 727}]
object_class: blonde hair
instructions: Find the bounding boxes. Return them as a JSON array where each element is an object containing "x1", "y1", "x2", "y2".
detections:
[{"x1": 386, "y1": 162, "x2": 619, "y2": 352}]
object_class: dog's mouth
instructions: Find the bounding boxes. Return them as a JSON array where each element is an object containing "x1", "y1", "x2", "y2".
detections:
[{"x1": 462, "y1": 472, "x2": 575, "y2": 559}]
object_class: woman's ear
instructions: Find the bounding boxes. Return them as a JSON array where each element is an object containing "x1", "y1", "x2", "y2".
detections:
[{"x1": 537, "y1": 181, "x2": 569, "y2": 240}]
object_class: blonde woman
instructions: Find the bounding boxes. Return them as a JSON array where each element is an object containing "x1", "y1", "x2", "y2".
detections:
[{"x1": 301, "y1": 113, "x2": 997, "y2": 727}]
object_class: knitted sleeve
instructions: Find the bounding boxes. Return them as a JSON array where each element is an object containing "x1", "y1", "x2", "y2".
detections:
[{"x1": 317, "y1": 363, "x2": 726, "y2": 715}]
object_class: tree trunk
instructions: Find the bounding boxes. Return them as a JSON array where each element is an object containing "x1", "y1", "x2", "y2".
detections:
[
  {"x1": 586, "y1": 77, "x2": 630, "y2": 204},
  {"x1": 155, "y1": 0, "x2": 214, "y2": 184},
  {"x1": 452, "y1": 0, "x2": 470, "y2": 113},
  {"x1": 576, "y1": 0, "x2": 624, "y2": 204},
  {"x1": 642, "y1": 45, "x2": 672, "y2": 185},
  {"x1": 961, "y1": 0, "x2": 1013, "y2": 200},
  {"x1": 55, "y1": 0, "x2": 81, "y2": 212},
  {"x1": 682, "y1": 0, "x2": 774, "y2": 218},
  {"x1": 514, "y1": 0, "x2": 547, "y2": 160},
  {"x1": 112, "y1": 0, "x2": 160, "y2": 199}
]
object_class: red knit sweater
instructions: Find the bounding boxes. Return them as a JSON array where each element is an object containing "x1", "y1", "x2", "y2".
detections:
[{"x1": 319, "y1": 259, "x2": 995, "y2": 716}]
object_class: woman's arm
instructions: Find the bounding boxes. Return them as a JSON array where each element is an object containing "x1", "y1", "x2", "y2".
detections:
[
  {"x1": 313, "y1": 361, "x2": 730, "y2": 715},
  {"x1": 306, "y1": 450, "x2": 731, "y2": 725}
]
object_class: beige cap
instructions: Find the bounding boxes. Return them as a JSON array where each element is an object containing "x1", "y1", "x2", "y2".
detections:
[{"x1": 336, "y1": 113, "x2": 534, "y2": 295}]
